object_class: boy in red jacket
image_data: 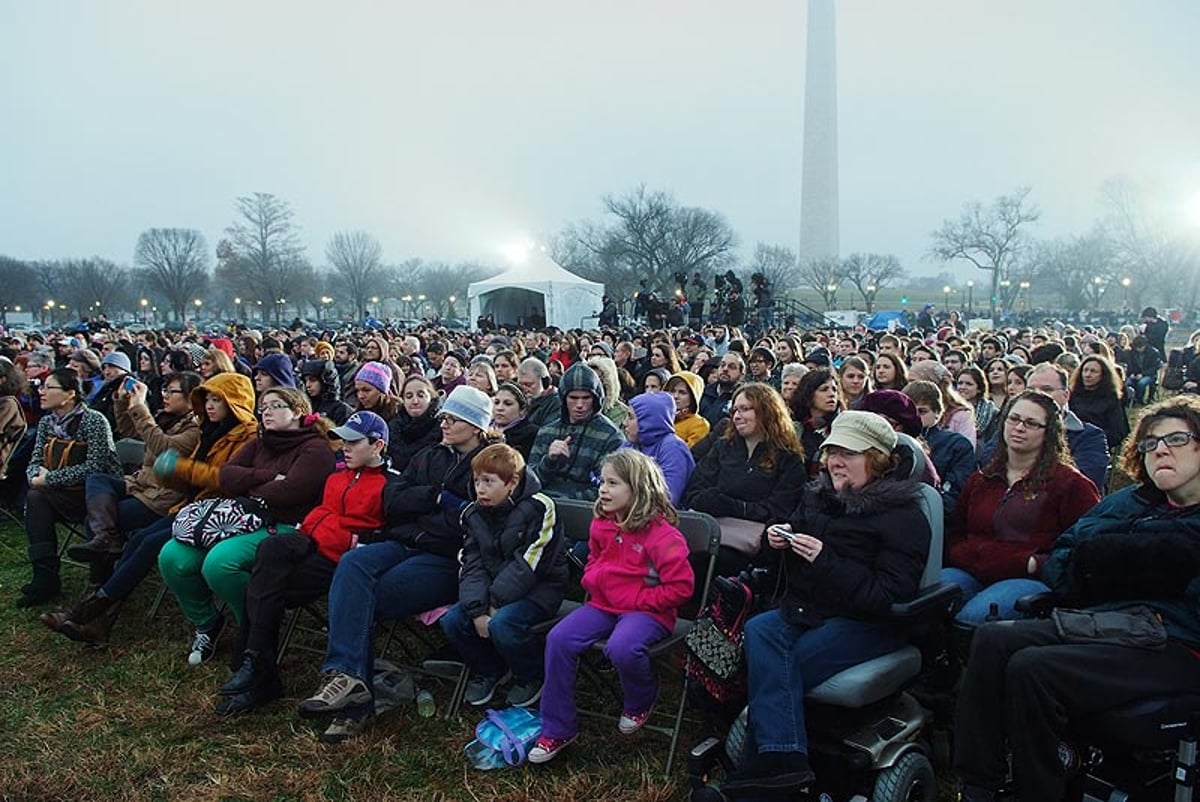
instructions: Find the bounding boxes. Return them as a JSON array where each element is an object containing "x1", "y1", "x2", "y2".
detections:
[{"x1": 214, "y1": 411, "x2": 395, "y2": 715}]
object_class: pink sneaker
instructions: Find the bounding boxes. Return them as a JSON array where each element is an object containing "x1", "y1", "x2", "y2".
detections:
[
  {"x1": 528, "y1": 733, "x2": 577, "y2": 764},
  {"x1": 618, "y1": 706, "x2": 654, "y2": 735}
]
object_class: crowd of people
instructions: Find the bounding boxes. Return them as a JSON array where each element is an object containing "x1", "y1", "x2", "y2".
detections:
[{"x1": 2, "y1": 302, "x2": 1197, "y2": 798}]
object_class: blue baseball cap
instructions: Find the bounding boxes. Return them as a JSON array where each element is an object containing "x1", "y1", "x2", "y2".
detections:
[{"x1": 329, "y1": 411, "x2": 389, "y2": 445}]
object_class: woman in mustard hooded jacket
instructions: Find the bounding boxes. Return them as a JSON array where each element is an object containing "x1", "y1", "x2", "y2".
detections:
[
  {"x1": 41, "y1": 372, "x2": 259, "y2": 647},
  {"x1": 666, "y1": 371, "x2": 710, "y2": 448}
]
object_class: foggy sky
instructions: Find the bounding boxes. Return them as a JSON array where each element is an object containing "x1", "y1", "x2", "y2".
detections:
[{"x1": 2, "y1": 0, "x2": 1197, "y2": 277}]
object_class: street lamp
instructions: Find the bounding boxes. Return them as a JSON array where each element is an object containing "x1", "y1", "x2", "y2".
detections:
[
  {"x1": 418, "y1": 294, "x2": 426, "y2": 318},
  {"x1": 1121, "y1": 277, "x2": 1132, "y2": 310},
  {"x1": 943, "y1": 285, "x2": 952, "y2": 310},
  {"x1": 1019, "y1": 281, "x2": 1030, "y2": 311},
  {"x1": 865, "y1": 284, "x2": 876, "y2": 312},
  {"x1": 371, "y1": 296, "x2": 380, "y2": 319},
  {"x1": 401, "y1": 295, "x2": 413, "y2": 317},
  {"x1": 966, "y1": 280, "x2": 974, "y2": 316},
  {"x1": 826, "y1": 283, "x2": 838, "y2": 311},
  {"x1": 140, "y1": 298, "x2": 149, "y2": 324},
  {"x1": 1093, "y1": 276, "x2": 1105, "y2": 309},
  {"x1": 448, "y1": 295, "x2": 457, "y2": 318},
  {"x1": 320, "y1": 296, "x2": 332, "y2": 320}
]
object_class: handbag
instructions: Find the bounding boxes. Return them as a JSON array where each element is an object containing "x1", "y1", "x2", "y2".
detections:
[
  {"x1": 171, "y1": 497, "x2": 268, "y2": 549},
  {"x1": 685, "y1": 577, "x2": 754, "y2": 704},
  {"x1": 715, "y1": 517, "x2": 765, "y2": 556}
]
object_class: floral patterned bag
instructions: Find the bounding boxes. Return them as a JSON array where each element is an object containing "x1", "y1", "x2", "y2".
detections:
[{"x1": 171, "y1": 497, "x2": 268, "y2": 549}]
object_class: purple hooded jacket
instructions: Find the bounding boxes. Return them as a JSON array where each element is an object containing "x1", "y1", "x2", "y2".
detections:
[{"x1": 625, "y1": 391, "x2": 696, "y2": 506}]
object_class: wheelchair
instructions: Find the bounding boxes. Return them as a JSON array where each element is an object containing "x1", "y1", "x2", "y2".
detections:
[{"x1": 685, "y1": 435, "x2": 962, "y2": 801}]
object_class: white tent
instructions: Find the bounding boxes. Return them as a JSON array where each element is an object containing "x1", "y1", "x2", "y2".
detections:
[{"x1": 467, "y1": 253, "x2": 605, "y2": 330}]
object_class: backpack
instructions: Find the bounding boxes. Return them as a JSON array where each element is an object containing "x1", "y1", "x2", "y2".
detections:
[{"x1": 463, "y1": 707, "x2": 543, "y2": 770}]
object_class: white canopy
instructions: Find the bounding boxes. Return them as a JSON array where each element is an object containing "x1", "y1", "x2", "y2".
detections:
[{"x1": 467, "y1": 253, "x2": 605, "y2": 330}]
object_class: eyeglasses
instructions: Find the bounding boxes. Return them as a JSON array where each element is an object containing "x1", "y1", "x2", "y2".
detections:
[
  {"x1": 162, "y1": 388, "x2": 187, "y2": 396},
  {"x1": 39, "y1": 384, "x2": 63, "y2": 392},
  {"x1": 1005, "y1": 413, "x2": 1047, "y2": 430},
  {"x1": 1136, "y1": 432, "x2": 1200, "y2": 454},
  {"x1": 437, "y1": 415, "x2": 464, "y2": 426},
  {"x1": 259, "y1": 402, "x2": 291, "y2": 412}
]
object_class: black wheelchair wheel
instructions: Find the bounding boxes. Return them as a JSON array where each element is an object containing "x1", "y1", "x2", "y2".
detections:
[{"x1": 872, "y1": 751, "x2": 936, "y2": 802}]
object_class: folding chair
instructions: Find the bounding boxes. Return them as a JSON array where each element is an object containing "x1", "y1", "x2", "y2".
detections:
[
  {"x1": 277, "y1": 600, "x2": 330, "y2": 665},
  {"x1": 378, "y1": 607, "x2": 470, "y2": 720},
  {"x1": 114, "y1": 438, "x2": 146, "y2": 474}
]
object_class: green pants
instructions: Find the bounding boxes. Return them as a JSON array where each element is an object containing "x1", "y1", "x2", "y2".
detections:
[{"x1": 157, "y1": 526, "x2": 295, "y2": 628}]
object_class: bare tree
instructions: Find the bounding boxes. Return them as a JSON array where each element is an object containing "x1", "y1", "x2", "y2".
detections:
[
  {"x1": 326, "y1": 230, "x2": 384, "y2": 320},
  {"x1": 562, "y1": 185, "x2": 738, "y2": 300},
  {"x1": 1029, "y1": 232, "x2": 1118, "y2": 310},
  {"x1": 0, "y1": 257, "x2": 38, "y2": 325},
  {"x1": 930, "y1": 187, "x2": 1040, "y2": 324},
  {"x1": 840, "y1": 253, "x2": 905, "y2": 313},
  {"x1": 224, "y1": 192, "x2": 308, "y2": 324},
  {"x1": 749, "y1": 243, "x2": 800, "y2": 298},
  {"x1": 133, "y1": 228, "x2": 210, "y2": 321},
  {"x1": 417, "y1": 262, "x2": 500, "y2": 319},
  {"x1": 796, "y1": 257, "x2": 843, "y2": 310},
  {"x1": 54, "y1": 258, "x2": 130, "y2": 319}
]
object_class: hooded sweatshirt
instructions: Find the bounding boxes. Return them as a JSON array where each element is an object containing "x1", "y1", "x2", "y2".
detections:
[
  {"x1": 626, "y1": 392, "x2": 695, "y2": 506},
  {"x1": 670, "y1": 371, "x2": 710, "y2": 448},
  {"x1": 253, "y1": 352, "x2": 297, "y2": 389},
  {"x1": 168, "y1": 372, "x2": 259, "y2": 505},
  {"x1": 528, "y1": 362, "x2": 623, "y2": 500}
]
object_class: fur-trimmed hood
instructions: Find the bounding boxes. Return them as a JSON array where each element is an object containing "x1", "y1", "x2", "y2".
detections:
[{"x1": 807, "y1": 471, "x2": 925, "y2": 518}]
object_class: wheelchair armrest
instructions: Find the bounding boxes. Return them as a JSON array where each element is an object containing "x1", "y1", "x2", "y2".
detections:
[
  {"x1": 888, "y1": 581, "x2": 961, "y2": 618},
  {"x1": 1013, "y1": 591, "x2": 1063, "y2": 617}
]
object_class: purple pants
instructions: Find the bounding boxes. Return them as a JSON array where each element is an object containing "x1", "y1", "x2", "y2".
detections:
[{"x1": 539, "y1": 603, "x2": 668, "y2": 740}]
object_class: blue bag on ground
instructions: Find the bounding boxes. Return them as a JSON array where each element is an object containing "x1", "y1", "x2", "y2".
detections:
[{"x1": 464, "y1": 707, "x2": 542, "y2": 770}]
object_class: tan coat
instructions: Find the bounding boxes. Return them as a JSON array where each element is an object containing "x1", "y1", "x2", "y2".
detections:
[
  {"x1": 0, "y1": 396, "x2": 26, "y2": 479},
  {"x1": 114, "y1": 394, "x2": 201, "y2": 517}
]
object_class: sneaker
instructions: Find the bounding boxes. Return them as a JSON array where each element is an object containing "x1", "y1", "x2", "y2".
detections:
[
  {"x1": 618, "y1": 705, "x2": 654, "y2": 735},
  {"x1": 186, "y1": 613, "x2": 225, "y2": 666},
  {"x1": 297, "y1": 671, "x2": 372, "y2": 718},
  {"x1": 464, "y1": 671, "x2": 510, "y2": 707},
  {"x1": 527, "y1": 734, "x2": 577, "y2": 764},
  {"x1": 320, "y1": 711, "x2": 373, "y2": 744},
  {"x1": 505, "y1": 678, "x2": 544, "y2": 708}
]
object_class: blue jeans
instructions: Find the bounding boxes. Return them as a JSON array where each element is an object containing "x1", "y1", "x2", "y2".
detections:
[
  {"x1": 84, "y1": 473, "x2": 160, "y2": 540},
  {"x1": 745, "y1": 610, "x2": 904, "y2": 754},
  {"x1": 320, "y1": 541, "x2": 459, "y2": 688},
  {"x1": 440, "y1": 598, "x2": 548, "y2": 682},
  {"x1": 940, "y1": 567, "x2": 1049, "y2": 627},
  {"x1": 1127, "y1": 375, "x2": 1156, "y2": 404},
  {"x1": 102, "y1": 516, "x2": 176, "y2": 601}
]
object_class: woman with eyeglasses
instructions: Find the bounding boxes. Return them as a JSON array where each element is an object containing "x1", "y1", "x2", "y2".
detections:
[
  {"x1": 156, "y1": 387, "x2": 336, "y2": 667},
  {"x1": 941, "y1": 390, "x2": 1099, "y2": 626},
  {"x1": 17, "y1": 367, "x2": 123, "y2": 607},
  {"x1": 683, "y1": 383, "x2": 805, "y2": 574},
  {"x1": 41, "y1": 372, "x2": 259, "y2": 646},
  {"x1": 297, "y1": 385, "x2": 498, "y2": 742},
  {"x1": 954, "y1": 395, "x2": 1200, "y2": 802}
]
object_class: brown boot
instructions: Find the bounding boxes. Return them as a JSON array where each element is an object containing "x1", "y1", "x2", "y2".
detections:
[
  {"x1": 60, "y1": 596, "x2": 122, "y2": 646},
  {"x1": 39, "y1": 610, "x2": 73, "y2": 632},
  {"x1": 67, "y1": 496, "x2": 125, "y2": 563}
]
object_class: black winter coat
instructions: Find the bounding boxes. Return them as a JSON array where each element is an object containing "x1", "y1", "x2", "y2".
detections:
[
  {"x1": 382, "y1": 440, "x2": 485, "y2": 558},
  {"x1": 768, "y1": 472, "x2": 930, "y2": 628},
  {"x1": 1069, "y1": 388, "x2": 1130, "y2": 449},
  {"x1": 387, "y1": 405, "x2": 441, "y2": 472},
  {"x1": 683, "y1": 434, "x2": 805, "y2": 523},
  {"x1": 458, "y1": 469, "x2": 567, "y2": 619}
]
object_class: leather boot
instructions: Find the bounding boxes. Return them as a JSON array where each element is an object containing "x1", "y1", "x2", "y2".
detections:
[
  {"x1": 67, "y1": 496, "x2": 125, "y2": 563},
  {"x1": 214, "y1": 651, "x2": 282, "y2": 715},
  {"x1": 60, "y1": 597, "x2": 122, "y2": 646},
  {"x1": 38, "y1": 587, "x2": 99, "y2": 632}
]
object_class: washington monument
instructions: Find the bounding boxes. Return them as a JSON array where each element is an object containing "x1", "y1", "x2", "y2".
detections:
[{"x1": 799, "y1": 0, "x2": 839, "y2": 263}]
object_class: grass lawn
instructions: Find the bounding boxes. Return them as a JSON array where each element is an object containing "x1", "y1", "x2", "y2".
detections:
[{"x1": 0, "y1": 523, "x2": 686, "y2": 802}]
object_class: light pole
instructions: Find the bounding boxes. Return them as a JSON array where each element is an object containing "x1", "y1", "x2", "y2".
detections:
[
  {"x1": 370, "y1": 296, "x2": 380, "y2": 320},
  {"x1": 1092, "y1": 277, "x2": 1105, "y2": 310},
  {"x1": 865, "y1": 284, "x2": 876, "y2": 313},
  {"x1": 1019, "y1": 281, "x2": 1030, "y2": 311},
  {"x1": 448, "y1": 295, "x2": 457, "y2": 319},
  {"x1": 192, "y1": 298, "x2": 202, "y2": 327},
  {"x1": 140, "y1": 298, "x2": 149, "y2": 325},
  {"x1": 320, "y1": 296, "x2": 332, "y2": 321},
  {"x1": 1121, "y1": 277, "x2": 1131, "y2": 310},
  {"x1": 234, "y1": 297, "x2": 242, "y2": 322},
  {"x1": 401, "y1": 295, "x2": 413, "y2": 318},
  {"x1": 418, "y1": 294, "x2": 426, "y2": 319},
  {"x1": 826, "y1": 283, "x2": 838, "y2": 311},
  {"x1": 966, "y1": 280, "x2": 974, "y2": 316},
  {"x1": 943, "y1": 285, "x2": 952, "y2": 313},
  {"x1": 999, "y1": 279, "x2": 1012, "y2": 314}
]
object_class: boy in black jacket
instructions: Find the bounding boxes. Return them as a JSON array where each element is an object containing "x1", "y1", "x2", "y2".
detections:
[{"x1": 440, "y1": 444, "x2": 567, "y2": 708}]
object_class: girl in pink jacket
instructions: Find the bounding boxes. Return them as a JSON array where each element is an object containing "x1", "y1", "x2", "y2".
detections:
[{"x1": 529, "y1": 449, "x2": 694, "y2": 764}]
